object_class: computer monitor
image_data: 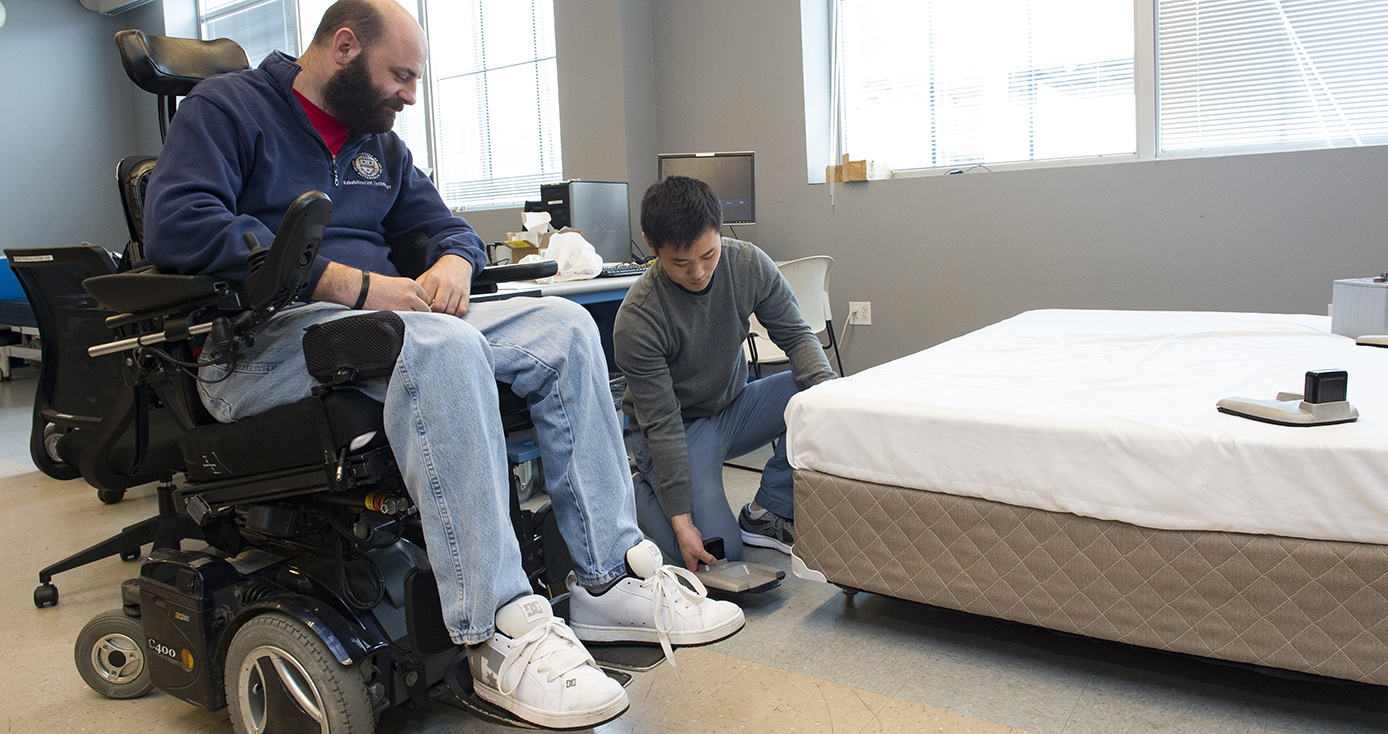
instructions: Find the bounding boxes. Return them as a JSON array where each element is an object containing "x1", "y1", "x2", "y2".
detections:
[{"x1": 657, "y1": 152, "x2": 756, "y2": 225}]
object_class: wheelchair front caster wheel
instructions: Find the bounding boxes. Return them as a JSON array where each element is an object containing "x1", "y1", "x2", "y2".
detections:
[
  {"x1": 34, "y1": 583, "x2": 58, "y2": 608},
  {"x1": 75, "y1": 609, "x2": 153, "y2": 699},
  {"x1": 98, "y1": 488, "x2": 127, "y2": 505},
  {"x1": 226, "y1": 613, "x2": 374, "y2": 734}
]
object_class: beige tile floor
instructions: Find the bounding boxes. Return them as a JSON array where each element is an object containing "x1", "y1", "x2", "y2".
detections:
[{"x1": 4, "y1": 363, "x2": 1388, "y2": 734}]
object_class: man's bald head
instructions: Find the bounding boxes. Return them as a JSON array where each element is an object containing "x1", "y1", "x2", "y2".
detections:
[{"x1": 309, "y1": 0, "x2": 420, "y2": 54}]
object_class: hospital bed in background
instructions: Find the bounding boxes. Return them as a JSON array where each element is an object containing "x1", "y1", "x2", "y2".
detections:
[{"x1": 788, "y1": 309, "x2": 1388, "y2": 686}]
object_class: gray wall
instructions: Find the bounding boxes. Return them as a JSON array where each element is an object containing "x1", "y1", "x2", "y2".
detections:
[
  {"x1": 0, "y1": 0, "x2": 165, "y2": 256},
  {"x1": 644, "y1": 0, "x2": 1388, "y2": 373}
]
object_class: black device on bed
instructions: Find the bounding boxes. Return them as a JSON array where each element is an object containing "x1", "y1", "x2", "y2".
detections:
[{"x1": 1304, "y1": 369, "x2": 1348, "y2": 404}]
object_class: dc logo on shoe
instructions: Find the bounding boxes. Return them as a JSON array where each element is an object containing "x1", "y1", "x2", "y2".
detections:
[
  {"x1": 353, "y1": 152, "x2": 383, "y2": 180},
  {"x1": 565, "y1": 678, "x2": 576, "y2": 688},
  {"x1": 521, "y1": 599, "x2": 547, "y2": 622}
]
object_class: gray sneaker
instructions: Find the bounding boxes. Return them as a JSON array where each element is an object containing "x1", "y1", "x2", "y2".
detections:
[{"x1": 738, "y1": 504, "x2": 793, "y2": 554}]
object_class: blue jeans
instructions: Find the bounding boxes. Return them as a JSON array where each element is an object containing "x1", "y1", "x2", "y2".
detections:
[
  {"x1": 200, "y1": 297, "x2": 642, "y2": 645},
  {"x1": 628, "y1": 371, "x2": 799, "y2": 564}
]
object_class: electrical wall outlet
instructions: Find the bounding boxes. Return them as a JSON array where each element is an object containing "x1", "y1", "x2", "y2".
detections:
[{"x1": 848, "y1": 301, "x2": 872, "y2": 325}]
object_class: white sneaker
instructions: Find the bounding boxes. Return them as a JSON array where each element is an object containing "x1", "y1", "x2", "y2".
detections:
[
  {"x1": 467, "y1": 594, "x2": 628, "y2": 730},
  {"x1": 567, "y1": 540, "x2": 745, "y2": 671}
]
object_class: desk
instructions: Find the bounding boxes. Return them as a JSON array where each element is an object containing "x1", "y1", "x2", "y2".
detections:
[
  {"x1": 495, "y1": 274, "x2": 642, "y2": 304},
  {"x1": 494, "y1": 274, "x2": 643, "y2": 372}
]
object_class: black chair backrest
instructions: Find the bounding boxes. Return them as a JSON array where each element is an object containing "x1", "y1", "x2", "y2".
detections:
[
  {"x1": 4, "y1": 246, "x2": 123, "y2": 427},
  {"x1": 115, "y1": 30, "x2": 250, "y2": 141},
  {"x1": 117, "y1": 155, "x2": 158, "y2": 264}
]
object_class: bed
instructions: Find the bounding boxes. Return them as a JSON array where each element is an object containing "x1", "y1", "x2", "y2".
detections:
[{"x1": 787, "y1": 309, "x2": 1388, "y2": 685}]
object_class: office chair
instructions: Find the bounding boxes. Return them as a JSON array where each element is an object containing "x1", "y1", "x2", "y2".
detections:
[
  {"x1": 747, "y1": 255, "x2": 846, "y2": 378},
  {"x1": 4, "y1": 246, "x2": 187, "y2": 497}
]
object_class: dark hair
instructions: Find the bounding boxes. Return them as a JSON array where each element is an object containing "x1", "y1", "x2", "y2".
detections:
[
  {"x1": 640, "y1": 176, "x2": 722, "y2": 252},
  {"x1": 311, "y1": 0, "x2": 387, "y2": 50}
]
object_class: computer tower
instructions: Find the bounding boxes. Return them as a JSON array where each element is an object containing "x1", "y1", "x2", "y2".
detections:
[{"x1": 540, "y1": 181, "x2": 630, "y2": 263}]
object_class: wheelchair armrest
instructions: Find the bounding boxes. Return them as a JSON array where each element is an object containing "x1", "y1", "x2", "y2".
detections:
[
  {"x1": 473, "y1": 261, "x2": 558, "y2": 294},
  {"x1": 84, "y1": 270, "x2": 234, "y2": 315}
]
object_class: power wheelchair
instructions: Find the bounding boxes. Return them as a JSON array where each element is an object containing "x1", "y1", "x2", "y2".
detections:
[
  {"x1": 24, "y1": 30, "x2": 602, "y2": 733},
  {"x1": 64, "y1": 188, "x2": 585, "y2": 733}
]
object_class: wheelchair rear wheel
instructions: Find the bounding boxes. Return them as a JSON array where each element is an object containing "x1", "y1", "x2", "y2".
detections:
[
  {"x1": 75, "y1": 609, "x2": 153, "y2": 699},
  {"x1": 225, "y1": 612, "x2": 374, "y2": 734}
]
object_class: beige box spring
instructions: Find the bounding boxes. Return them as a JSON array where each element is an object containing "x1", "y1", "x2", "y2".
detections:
[{"x1": 794, "y1": 469, "x2": 1388, "y2": 685}]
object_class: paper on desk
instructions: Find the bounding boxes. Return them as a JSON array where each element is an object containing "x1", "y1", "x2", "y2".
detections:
[
  {"x1": 519, "y1": 230, "x2": 602, "y2": 283},
  {"x1": 523, "y1": 211, "x2": 552, "y2": 232}
]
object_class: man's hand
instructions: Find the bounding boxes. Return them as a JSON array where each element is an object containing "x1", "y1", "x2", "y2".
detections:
[
  {"x1": 364, "y1": 274, "x2": 432, "y2": 311},
  {"x1": 416, "y1": 254, "x2": 473, "y2": 317},
  {"x1": 314, "y1": 261, "x2": 431, "y2": 312},
  {"x1": 671, "y1": 513, "x2": 717, "y2": 572}
]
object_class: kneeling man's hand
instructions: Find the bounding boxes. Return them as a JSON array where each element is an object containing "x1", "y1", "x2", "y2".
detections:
[{"x1": 671, "y1": 513, "x2": 717, "y2": 572}]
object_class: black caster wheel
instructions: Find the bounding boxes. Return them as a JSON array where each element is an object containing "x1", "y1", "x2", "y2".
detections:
[
  {"x1": 35, "y1": 424, "x2": 80, "y2": 481},
  {"x1": 835, "y1": 584, "x2": 860, "y2": 597},
  {"x1": 34, "y1": 583, "x2": 59, "y2": 608},
  {"x1": 98, "y1": 488, "x2": 127, "y2": 505},
  {"x1": 118, "y1": 548, "x2": 142, "y2": 562},
  {"x1": 75, "y1": 609, "x2": 153, "y2": 699},
  {"x1": 226, "y1": 613, "x2": 374, "y2": 734}
]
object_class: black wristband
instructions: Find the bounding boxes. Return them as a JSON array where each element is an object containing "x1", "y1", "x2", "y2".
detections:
[{"x1": 352, "y1": 269, "x2": 370, "y2": 310}]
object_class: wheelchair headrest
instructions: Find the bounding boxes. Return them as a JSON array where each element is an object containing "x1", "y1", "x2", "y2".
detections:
[{"x1": 115, "y1": 30, "x2": 250, "y2": 98}]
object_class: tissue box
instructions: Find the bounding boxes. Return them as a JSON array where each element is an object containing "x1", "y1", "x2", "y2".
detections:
[
  {"x1": 498, "y1": 240, "x2": 539, "y2": 263},
  {"x1": 1331, "y1": 277, "x2": 1388, "y2": 337},
  {"x1": 504, "y1": 227, "x2": 584, "y2": 256}
]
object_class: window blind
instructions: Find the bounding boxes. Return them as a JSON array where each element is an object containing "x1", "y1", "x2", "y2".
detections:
[
  {"x1": 200, "y1": 0, "x2": 296, "y2": 67},
  {"x1": 424, "y1": 0, "x2": 562, "y2": 210},
  {"x1": 1158, "y1": 0, "x2": 1388, "y2": 154},
  {"x1": 837, "y1": 0, "x2": 1136, "y2": 172}
]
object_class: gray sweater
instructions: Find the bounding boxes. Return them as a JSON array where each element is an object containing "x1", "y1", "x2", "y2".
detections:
[{"x1": 614, "y1": 239, "x2": 837, "y2": 518}]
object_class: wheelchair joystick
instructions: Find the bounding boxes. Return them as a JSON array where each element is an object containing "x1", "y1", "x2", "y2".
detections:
[{"x1": 242, "y1": 231, "x2": 269, "y2": 273}]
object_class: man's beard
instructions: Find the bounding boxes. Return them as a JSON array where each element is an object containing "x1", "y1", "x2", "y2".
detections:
[{"x1": 322, "y1": 51, "x2": 404, "y2": 135}]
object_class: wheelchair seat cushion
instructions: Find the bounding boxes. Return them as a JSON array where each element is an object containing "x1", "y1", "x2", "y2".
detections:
[{"x1": 180, "y1": 390, "x2": 387, "y2": 482}]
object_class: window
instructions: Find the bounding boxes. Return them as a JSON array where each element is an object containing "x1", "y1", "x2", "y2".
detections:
[
  {"x1": 836, "y1": 0, "x2": 1136, "y2": 172},
  {"x1": 817, "y1": 0, "x2": 1388, "y2": 179},
  {"x1": 199, "y1": 0, "x2": 297, "y2": 68},
  {"x1": 197, "y1": 0, "x2": 562, "y2": 210},
  {"x1": 1158, "y1": 0, "x2": 1388, "y2": 154}
]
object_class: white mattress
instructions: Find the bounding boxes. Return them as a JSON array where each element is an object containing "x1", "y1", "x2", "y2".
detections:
[{"x1": 786, "y1": 309, "x2": 1388, "y2": 546}]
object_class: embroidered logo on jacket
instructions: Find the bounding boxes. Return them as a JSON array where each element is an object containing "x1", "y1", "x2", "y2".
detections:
[{"x1": 353, "y1": 152, "x2": 383, "y2": 180}]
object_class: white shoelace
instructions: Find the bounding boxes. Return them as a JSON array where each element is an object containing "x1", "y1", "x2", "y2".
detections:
[
  {"x1": 497, "y1": 618, "x2": 596, "y2": 696},
  {"x1": 645, "y1": 565, "x2": 710, "y2": 678}
]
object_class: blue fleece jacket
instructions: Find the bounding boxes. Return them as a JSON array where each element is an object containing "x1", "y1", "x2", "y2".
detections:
[{"x1": 144, "y1": 52, "x2": 486, "y2": 291}]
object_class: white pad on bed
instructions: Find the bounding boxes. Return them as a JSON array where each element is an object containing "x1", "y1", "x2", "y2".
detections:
[{"x1": 786, "y1": 309, "x2": 1388, "y2": 545}]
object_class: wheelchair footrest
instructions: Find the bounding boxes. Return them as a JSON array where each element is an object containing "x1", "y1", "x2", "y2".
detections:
[{"x1": 433, "y1": 649, "x2": 632, "y2": 729}]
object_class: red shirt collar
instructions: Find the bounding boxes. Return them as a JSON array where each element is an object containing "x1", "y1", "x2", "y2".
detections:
[{"x1": 293, "y1": 88, "x2": 350, "y2": 156}]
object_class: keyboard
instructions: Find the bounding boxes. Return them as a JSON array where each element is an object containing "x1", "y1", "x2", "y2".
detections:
[{"x1": 597, "y1": 262, "x2": 652, "y2": 278}]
